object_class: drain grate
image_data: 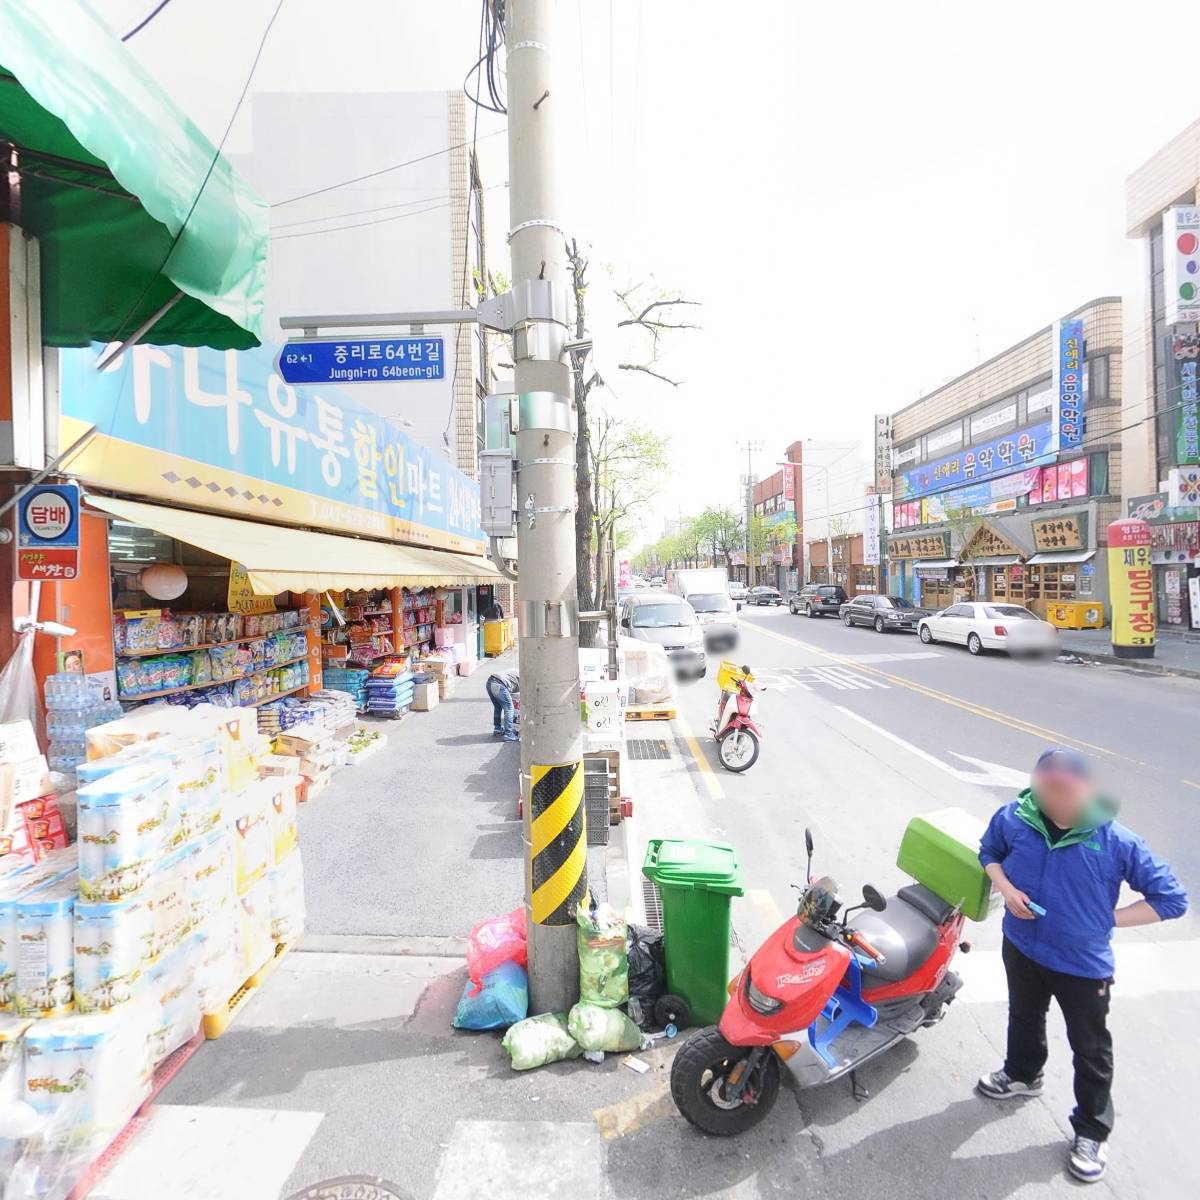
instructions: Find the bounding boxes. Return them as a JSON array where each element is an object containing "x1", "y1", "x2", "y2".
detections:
[
  {"x1": 583, "y1": 760, "x2": 612, "y2": 846},
  {"x1": 627, "y1": 737, "x2": 671, "y2": 761},
  {"x1": 641, "y1": 878, "x2": 664, "y2": 932}
]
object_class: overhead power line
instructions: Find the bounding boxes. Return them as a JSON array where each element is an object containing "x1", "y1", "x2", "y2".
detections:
[{"x1": 121, "y1": 0, "x2": 174, "y2": 41}]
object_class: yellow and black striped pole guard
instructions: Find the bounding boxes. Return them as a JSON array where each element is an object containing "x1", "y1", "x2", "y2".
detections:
[{"x1": 529, "y1": 760, "x2": 587, "y2": 925}]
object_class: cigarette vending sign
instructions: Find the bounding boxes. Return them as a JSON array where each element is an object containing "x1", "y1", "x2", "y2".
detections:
[
  {"x1": 16, "y1": 483, "x2": 81, "y2": 581},
  {"x1": 1107, "y1": 518, "x2": 1155, "y2": 660}
]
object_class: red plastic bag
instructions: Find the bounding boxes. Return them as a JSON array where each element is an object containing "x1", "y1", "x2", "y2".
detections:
[{"x1": 467, "y1": 907, "x2": 527, "y2": 993}]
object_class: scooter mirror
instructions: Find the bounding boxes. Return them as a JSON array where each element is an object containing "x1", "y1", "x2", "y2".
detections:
[
  {"x1": 804, "y1": 828, "x2": 814, "y2": 857},
  {"x1": 862, "y1": 884, "x2": 887, "y2": 912}
]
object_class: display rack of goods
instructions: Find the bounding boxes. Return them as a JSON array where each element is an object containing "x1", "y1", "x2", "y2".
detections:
[
  {"x1": 321, "y1": 667, "x2": 370, "y2": 711},
  {"x1": 364, "y1": 660, "x2": 414, "y2": 717},
  {"x1": 43, "y1": 675, "x2": 124, "y2": 776}
]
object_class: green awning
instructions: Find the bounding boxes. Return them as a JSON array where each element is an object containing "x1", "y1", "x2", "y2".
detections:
[{"x1": 0, "y1": 0, "x2": 266, "y2": 348}]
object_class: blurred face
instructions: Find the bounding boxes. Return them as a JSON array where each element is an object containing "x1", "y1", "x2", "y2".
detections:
[{"x1": 1033, "y1": 768, "x2": 1094, "y2": 827}]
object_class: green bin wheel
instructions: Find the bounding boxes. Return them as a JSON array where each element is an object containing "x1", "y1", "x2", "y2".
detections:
[{"x1": 656, "y1": 993, "x2": 691, "y2": 1029}]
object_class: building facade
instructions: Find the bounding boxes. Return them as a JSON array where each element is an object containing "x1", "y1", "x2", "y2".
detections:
[
  {"x1": 1123, "y1": 122, "x2": 1200, "y2": 631},
  {"x1": 808, "y1": 533, "x2": 882, "y2": 595},
  {"x1": 749, "y1": 441, "x2": 804, "y2": 590},
  {"x1": 886, "y1": 297, "x2": 1122, "y2": 617}
]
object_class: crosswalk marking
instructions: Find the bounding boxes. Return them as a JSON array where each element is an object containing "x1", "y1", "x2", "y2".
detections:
[{"x1": 756, "y1": 665, "x2": 889, "y2": 692}]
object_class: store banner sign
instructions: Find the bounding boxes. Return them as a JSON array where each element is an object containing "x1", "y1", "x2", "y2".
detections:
[
  {"x1": 922, "y1": 466, "x2": 1042, "y2": 523},
  {"x1": 1051, "y1": 318, "x2": 1085, "y2": 452},
  {"x1": 59, "y1": 342, "x2": 485, "y2": 554},
  {"x1": 1165, "y1": 332, "x2": 1200, "y2": 465},
  {"x1": 864, "y1": 493, "x2": 880, "y2": 566},
  {"x1": 894, "y1": 420, "x2": 1053, "y2": 501},
  {"x1": 783, "y1": 463, "x2": 795, "y2": 501},
  {"x1": 874, "y1": 413, "x2": 892, "y2": 492},
  {"x1": 1168, "y1": 465, "x2": 1200, "y2": 508},
  {"x1": 1163, "y1": 206, "x2": 1200, "y2": 325},
  {"x1": 17, "y1": 483, "x2": 81, "y2": 581},
  {"x1": 1107, "y1": 519, "x2": 1155, "y2": 653},
  {"x1": 1127, "y1": 491, "x2": 1198, "y2": 524},
  {"x1": 228, "y1": 563, "x2": 278, "y2": 614},
  {"x1": 1032, "y1": 514, "x2": 1085, "y2": 552}
]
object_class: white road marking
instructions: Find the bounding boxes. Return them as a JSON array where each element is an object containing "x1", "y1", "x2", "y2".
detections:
[
  {"x1": 755, "y1": 665, "x2": 888, "y2": 692},
  {"x1": 91, "y1": 1105, "x2": 323, "y2": 1200},
  {"x1": 957, "y1": 938, "x2": 1200, "y2": 1003},
  {"x1": 833, "y1": 705, "x2": 1026, "y2": 789}
]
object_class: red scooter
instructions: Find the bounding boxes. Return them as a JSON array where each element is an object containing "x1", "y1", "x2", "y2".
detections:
[
  {"x1": 711, "y1": 661, "x2": 763, "y2": 773},
  {"x1": 671, "y1": 828, "x2": 966, "y2": 1135}
]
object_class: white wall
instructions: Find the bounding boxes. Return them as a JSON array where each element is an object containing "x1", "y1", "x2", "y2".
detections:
[{"x1": 230, "y1": 91, "x2": 462, "y2": 460}]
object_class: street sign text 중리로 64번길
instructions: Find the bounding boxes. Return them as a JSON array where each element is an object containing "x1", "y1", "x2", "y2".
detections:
[{"x1": 277, "y1": 337, "x2": 445, "y2": 385}]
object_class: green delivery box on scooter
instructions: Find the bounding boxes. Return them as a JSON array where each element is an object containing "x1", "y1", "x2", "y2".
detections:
[{"x1": 897, "y1": 806, "x2": 994, "y2": 922}]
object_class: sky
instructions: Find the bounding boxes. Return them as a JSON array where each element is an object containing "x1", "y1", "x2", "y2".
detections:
[{"x1": 100, "y1": 0, "x2": 1200, "y2": 543}]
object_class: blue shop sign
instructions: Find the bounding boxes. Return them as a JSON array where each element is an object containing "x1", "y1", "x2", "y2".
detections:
[{"x1": 895, "y1": 420, "x2": 1055, "y2": 502}]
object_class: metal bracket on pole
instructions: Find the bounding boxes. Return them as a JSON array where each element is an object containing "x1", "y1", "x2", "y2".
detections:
[{"x1": 279, "y1": 280, "x2": 567, "y2": 338}]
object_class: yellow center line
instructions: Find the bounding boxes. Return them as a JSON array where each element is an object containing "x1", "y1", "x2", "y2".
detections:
[
  {"x1": 749, "y1": 620, "x2": 1123, "y2": 760},
  {"x1": 673, "y1": 710, "x2": 726, "y2": 801}
]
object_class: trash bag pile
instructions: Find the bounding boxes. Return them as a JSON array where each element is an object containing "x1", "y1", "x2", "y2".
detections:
[{"x1": 451, "y1": 896, "x2": 676, "y2": 1072}]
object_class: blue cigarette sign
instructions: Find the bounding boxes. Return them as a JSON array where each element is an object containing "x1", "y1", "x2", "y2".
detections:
[{"x1": 277, "y1": 337, "x2": 445, "y2": 385}]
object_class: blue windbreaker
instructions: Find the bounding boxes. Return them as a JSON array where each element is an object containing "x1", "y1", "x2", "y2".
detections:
[{"x1": 979, "y1": 791, "x2": 1188, "y2": 978}]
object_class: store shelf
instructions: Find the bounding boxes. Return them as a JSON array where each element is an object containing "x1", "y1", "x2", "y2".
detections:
[
  {"x1": 362, "y1": 608, "x2": 394, "y2": 617},
  {"x1": 248, "y1": 684, "x2": 310, "y2": 707},
  {"x1": 116, "y1": 628, "x2": 316, "y2": 658},
  {"x1": 118, "y1": 653, "x2": 310, "y2": 702}
]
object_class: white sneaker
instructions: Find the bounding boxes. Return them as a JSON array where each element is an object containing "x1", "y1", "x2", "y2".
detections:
[
  {"x1": 976, "y1": 1068, "x2": 1044, "y2": 1099},
  {"x1": 1068, "y1": 1136, "x2": 1108, "y2": 1183}
]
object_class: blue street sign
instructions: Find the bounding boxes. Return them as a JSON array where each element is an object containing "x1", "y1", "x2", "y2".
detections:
[
  {"x1": 17, "y1": 482, "x2": 81, "y2": 581},
  {"x1": 277, "y1": 336, "x2": 445, "y2": 385}
]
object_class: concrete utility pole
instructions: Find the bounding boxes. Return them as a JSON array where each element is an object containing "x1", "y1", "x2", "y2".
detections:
[
  {"x1": 505, "y1": 0, "x2": 586, "y2": 1013},
  {"x1": 738, "y1": 440, "x2": 762, "y2": 587}
]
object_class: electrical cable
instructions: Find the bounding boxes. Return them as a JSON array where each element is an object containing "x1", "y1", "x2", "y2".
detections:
[
  {"x1": 270, "y1": 128, "x2": 506, "y2": 208},
  {"x1": 106, "y1": 0, "x2": 285, "y2": 351},
  {"x1": 270, "y1": 182, "x2": 508, "y2": 235},
  {"x1": 121, "y1": 0, "x2": 173, "y2": 41},
  {"x1": 269, "y1": 199, "x2": 454, "y2": 242}
]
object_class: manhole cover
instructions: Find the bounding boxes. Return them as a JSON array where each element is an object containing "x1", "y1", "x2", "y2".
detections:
[
  {"x1": 285, "y1": 1179, "x2": 411, "y2": 1200},
  {"x1": 628, "y1": 737, "x2": 671, "y2": 761}
]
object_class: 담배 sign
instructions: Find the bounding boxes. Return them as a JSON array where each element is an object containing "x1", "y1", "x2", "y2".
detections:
[
  {"x1": 17, "y1": 483, "x2": 80, "y2": 581},
  {"x1": 277, "y1": 337, "x2": 445, "y2": 385}
]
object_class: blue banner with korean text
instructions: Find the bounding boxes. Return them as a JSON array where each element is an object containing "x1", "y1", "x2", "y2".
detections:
[
  {"x1": 1055, "y1": 318, "x2": 1085, "y2": 451},
  {"x1": 894, "y1": 420, "x2": 1055, "y2": 502},
  {"x1": 58, "y1": 341, "x2": 484, "y2": 555}
]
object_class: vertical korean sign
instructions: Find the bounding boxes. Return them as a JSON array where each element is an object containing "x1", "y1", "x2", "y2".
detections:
[
  {"x1": 874, "y1": 414, "x2": 892, "y2": 492},
  {"x1": 1051, "y1": 318, "x2": 1085, "y2": 453},
  {"x1": 17, "y1": 483, "x2": 80, "y2": 581},
  {"x1": 1107, "y1": 518, "x2": 1155, "y2": 659},
  {"x1": 1162, "y1": 206, "x2": 1200, "y2": 325},
  {"x1": 1165, "y1": 332, "x2": 1200, "y2": 466},
  {"x1": 863, "y1": 485, "x2": 880, "y2": 566}
]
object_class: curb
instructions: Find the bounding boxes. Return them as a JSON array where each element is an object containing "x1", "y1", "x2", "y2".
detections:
[{"x1": 1060, "y1": 649, "x2": 1200, "y2": 681}]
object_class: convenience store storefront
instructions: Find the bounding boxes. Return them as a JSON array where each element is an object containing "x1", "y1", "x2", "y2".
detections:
[{"x1": 28, "y1": 340, "x2": 498, "y2": 723}]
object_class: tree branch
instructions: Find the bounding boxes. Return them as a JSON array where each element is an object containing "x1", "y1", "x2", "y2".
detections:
[{"x1": 618, "y1": 363, "x2": 683, "y2": 387}]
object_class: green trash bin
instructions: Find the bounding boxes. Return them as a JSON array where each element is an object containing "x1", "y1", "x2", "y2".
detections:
[{"x1": 642, "y1": 838, "x2": 744, "y2": 1026}]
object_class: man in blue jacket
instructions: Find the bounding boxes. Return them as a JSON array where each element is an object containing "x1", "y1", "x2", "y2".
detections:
[{"x1": 976, "y1": 747, "x2": 1187, "y2": 1184}]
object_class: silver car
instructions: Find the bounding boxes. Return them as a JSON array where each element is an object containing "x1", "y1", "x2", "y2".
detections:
[{"x1": 619, "y1": 593, "x2": 707, "y2": 680}]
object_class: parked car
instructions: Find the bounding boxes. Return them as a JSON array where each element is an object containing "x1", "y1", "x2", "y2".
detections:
[
  {"x1": 748, "y1": 586, "x2": 783, "y2": 606},
  {"x1": 839, "y1": 594, "x2": 929, "y2": 633},
  {"x1": 918, "y1": 602, "x2": 1060, "y2": 657},
  {"x1": 618, "y1": 592, "x2": 706, "y2": 679},
  {"x1": 728, "y1": 582, "x2": 749, "y2": 602},
  {"x1": 789, "y1": 583, "x2": 848, "y2": 617}
]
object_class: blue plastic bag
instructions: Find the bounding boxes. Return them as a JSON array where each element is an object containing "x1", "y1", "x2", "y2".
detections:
[{"x1": 452, "y1": 961, "x2": 529, "y2": 1030}]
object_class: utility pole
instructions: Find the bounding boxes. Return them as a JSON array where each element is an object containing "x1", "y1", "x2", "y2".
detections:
[
  {"x1": 505, "y1": 0, "x2": 585, "y2": 1013},
  {"x1": 738, "y1": 440, "x2": 762, "y2": 587}
]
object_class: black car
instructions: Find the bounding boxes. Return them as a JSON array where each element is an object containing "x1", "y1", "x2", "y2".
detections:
[
  {"x1": 789, "y1": 583, "x2": 848, "y2": 617},
  {"x1": 839, "y1": 594, "x2": 928, "y2": 632},
  {"x1": 748, "y1": 586, "x2": 783, "y2": 606}
]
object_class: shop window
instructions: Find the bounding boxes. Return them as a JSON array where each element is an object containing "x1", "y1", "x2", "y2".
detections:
[
  {"x1": 1087, "y1": 355, "x2": 1109, "y2": 404},
  {"x1": 1088, "y1": 452, "x2": 1109, "y2": 497},
  {"x1": 1037, "y1": 564, "x2": 1078, "y2": 603}
]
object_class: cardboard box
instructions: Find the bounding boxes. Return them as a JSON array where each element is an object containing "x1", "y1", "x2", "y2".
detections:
[
  {"x1": 456, "y1": 659, "x2": 477, "y2": 677},
  {"x1": 437, "y1": 676, "x2": 456, "y2": 700},
  {"x1": 273, "y1": 727, "x2": 332, "y2": 757},
  {"x1": 0, "y1": 721, "x2": 39, "y2": 764},
  {"x1": 0, "y1": 755, "x2": 52, "y2": 817},
  {"x1": 17, "y1": 796, "x2": 68, "y2": 861},
  {"x1": 257, "y1": 754, "x2": 301, "y2": 778},
  {"x1": 411, "y1": 682, "x2": 439, "y2": 712}
]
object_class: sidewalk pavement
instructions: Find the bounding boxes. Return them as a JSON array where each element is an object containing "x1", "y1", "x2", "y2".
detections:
[
  {"x1": 1057, "y1": 626, "x2": 1200, "y2": 678},
  {"x1": 90, "y1": 652, "x2": 630, "y2": 1199}
]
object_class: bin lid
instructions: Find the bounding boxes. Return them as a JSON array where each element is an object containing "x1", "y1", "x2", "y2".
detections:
[{"x1": 642, "y1": 838, "x2": 743, "y2": 895}]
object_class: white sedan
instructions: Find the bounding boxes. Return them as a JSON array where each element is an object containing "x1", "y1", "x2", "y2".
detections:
[{"x1": 918, "y1": 602, "x2": 1060, "y2": 657}]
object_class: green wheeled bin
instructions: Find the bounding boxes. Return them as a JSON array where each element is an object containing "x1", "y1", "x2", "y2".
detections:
[{"x1": 642, "y1": 838, "x2": 744, "y2": 1026}]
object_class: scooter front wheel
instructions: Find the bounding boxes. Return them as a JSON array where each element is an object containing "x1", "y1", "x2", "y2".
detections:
[
  {"x1": 717, "y1": 728, "x2": 760, "y2": 772},
  {"x1": 671, "y1": 1027, "x2": 781, "y2": 1136}
]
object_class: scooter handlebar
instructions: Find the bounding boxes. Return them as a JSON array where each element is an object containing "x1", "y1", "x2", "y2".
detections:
[{"x1": 848, "y1": 930, "x2": 887, "y2": 965}]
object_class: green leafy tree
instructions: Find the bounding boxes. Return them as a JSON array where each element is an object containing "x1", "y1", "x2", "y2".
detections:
[
  {"x1": 693, "y1": 507, "x2": 743, "y2": 569},
  {"x1": 943, "y1": 503, "x2": 986, "y2": 595}
]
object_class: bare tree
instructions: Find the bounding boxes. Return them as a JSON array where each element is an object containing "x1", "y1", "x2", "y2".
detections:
[{"x1": 565, "y1": 241, "x2": 700, "y2": 645}]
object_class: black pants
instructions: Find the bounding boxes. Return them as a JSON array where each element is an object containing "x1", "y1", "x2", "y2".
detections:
[{"x1": 1002, "y1": 937, "x2": 1114, "y2": 1141}]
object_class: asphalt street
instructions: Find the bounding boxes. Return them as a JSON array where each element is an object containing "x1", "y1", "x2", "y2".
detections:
[{"x1": 645, "y1": 604, "x2": 1199, "y2": 1200}]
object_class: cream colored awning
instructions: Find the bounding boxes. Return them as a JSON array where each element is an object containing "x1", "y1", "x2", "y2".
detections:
[{"x1": 86, "y1": 494, "x2": 499, "y2": 595}]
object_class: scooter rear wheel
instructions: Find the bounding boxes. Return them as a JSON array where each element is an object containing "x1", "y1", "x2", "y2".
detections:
[
  {"x1": 671, "y1": 1026, "x2": 780, "y2": 1136},
  {"x1": 717, "y1": 728, "x2": 759, "y2": 772}
]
